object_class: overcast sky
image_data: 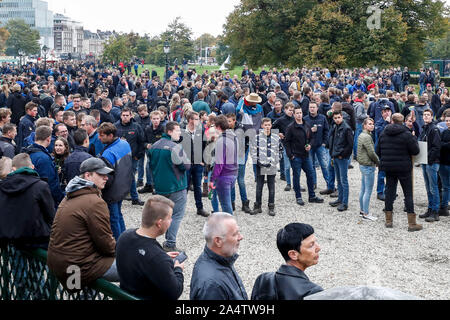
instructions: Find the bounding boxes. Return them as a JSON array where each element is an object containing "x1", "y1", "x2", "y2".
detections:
[{"x1": 47, "y1": 0, "x2": 241, "y2": 38}]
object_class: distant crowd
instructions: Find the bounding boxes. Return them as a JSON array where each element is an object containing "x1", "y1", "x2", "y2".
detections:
[{"x1": 0, "y1": 60, "x2": 449, "y2": 300}]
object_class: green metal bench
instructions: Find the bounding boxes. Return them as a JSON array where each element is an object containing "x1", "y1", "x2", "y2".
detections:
[{"x1": 0, "y1": 243, "x2": 139, "y2": 300}]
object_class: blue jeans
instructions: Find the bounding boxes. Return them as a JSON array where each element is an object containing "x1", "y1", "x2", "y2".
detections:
[
  {"x1": 359, "y1": 165, "x2": 376, "y2": 214},
  {"x1": 164, "y1": 190, "x2": 187, "y2": 248},
  {"x1": 290, "y1": 156, "x2": 316, "y2": 200},
  {"x1": 422, "y1": 163, "x2": 440, "y2": 211},
  {"x1": 130, "y1": 158, "x2": 139, "y2": 200},
  {"x1": 439, "y1": 164, "x2": 450, "y2": 209},
  {"x1": 419, "y1": 83, "x2": 425, "y2": 96},
  {"x1": 282, "y1": 148, "x2": 292, "y2": 186},
  {"x1": 327, "y1": 151, "x2": 335, "y2": 190},
  {"x1": 231, "y1": 164, "x2": 248, "y2": 203},
  {"x1": 108, "y1": 201, "x2": 126, "y2": 241},
  {"x1": 334, "y1": 158, "x2": 349, "y2": 205},
  {"x1": 215, "y1": 175, "x2": 237, "y2": 214},
  {"x1": 310, "y1": 145, "x2": 332, "y2": 190},
  {"x1": 377, "y1": 170, "x2": 385, "y2": 195},
  {"x1": 187, "y1": 164, "x2": 204, "y2": 209},
  {"x1": 353, "y1": 123, "x2": 363, "y2": 158},
  {"x1": 137, "y1": 155, "x2": 145, "y2": 183}
]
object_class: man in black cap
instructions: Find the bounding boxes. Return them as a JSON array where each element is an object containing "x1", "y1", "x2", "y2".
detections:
[
  {"x1": 47, "y1": 157, "x2": 120, "y2": 289},
  {"x1": 251, "y1": 223, "x2": 323, "y2": 300}
]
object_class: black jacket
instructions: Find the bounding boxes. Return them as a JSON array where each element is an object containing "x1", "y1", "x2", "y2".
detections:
[
  {"x1": 0, "y1": 168, "x2": 55, "y2": 246},
  {"x1": 251, "y1": 265, "x2": 323, "y2": 300},
  {"x1": 376, "y1": 124, "x2": 420, "y2": 173},
  {"x1": 6, "y1": 92, "x2": 27, "y2": 125},
  {"x1": 100, "y1": 108, "x2": 115, "y2": 124},
  {"x1": 440, "y1": 129, "x2": 450, "y2": 166},
  {"x1": 328, "y1": 121, "x2": 353, "y2": 159},
  {"x1": 0, "y1": 136, "x2": 16, "y2": 159},
  {"x1": 419, "y1": 122, "x2": 441, "y2": 165},
  {"x1": 272, "y1": 114, "x2": 294, "y2": 136},
  {"x1": 115, "y1": 119, "x2": 145, "y2": 159},
  {"x1": 64, "y1": 146, "x2": 92, "y2": 182},
  {"x1": 144, "y1": 123, "x2": 165, "y2": 148},
  {"x1": 285, "y1": 121, "x2": 311, "y2": 159}
]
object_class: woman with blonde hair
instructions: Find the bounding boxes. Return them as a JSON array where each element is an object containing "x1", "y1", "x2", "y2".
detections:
[{"x1": 0, "y1": 83, "x2": 10, "y2": 108}]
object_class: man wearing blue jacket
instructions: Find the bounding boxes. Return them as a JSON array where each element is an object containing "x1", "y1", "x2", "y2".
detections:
[
  {"x1": 25, "y1": 126, "x2": 64, "y2": 207},
  {"x1": 98, "y1": 122, "x2": 133, "y2": 240}
]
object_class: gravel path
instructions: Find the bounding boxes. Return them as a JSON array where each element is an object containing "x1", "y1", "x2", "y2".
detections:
[{"x1": 122, "y1": 160, "x2": 450, "y2": 300}]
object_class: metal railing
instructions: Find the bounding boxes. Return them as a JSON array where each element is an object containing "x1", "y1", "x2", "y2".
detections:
[{"x1": 0, "y1": 243, "x2": 139, "y2": 300}]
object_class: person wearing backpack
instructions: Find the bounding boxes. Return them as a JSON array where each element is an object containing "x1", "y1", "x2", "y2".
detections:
[{"x1": 251, "y1": 223, "x2": 323, "y2": 300}]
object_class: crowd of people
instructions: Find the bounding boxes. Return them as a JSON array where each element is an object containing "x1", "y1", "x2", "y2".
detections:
[{"x1": 0, "y1": 59, "x2": 449, "y2": 300}]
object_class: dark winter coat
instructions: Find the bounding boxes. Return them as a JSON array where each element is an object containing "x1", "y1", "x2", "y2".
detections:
[
  {"x1": 328, "y1": 121, "x2": 354, "y2": 159},
  {"x1": 285, "y1": 121, "x2": 311, "y2": 159},
  {"x1": 0, "y1": 167, "x2": 55, "y2": 246},
  {"x1": 419, "y1": 122, "x2": 441, "y2": 165},
  {"x1": 114, "y1": 119, "x2": 145, "y2": 159},
  {"x1": 376, "y1": 124, "x2": 420, "y2": 174},
  {"x1": 6, "y1": 92, "x2": 27, "y2": 125},
  {"x1": 64, "y1": 146, "x2": 93, "y2": 182}
]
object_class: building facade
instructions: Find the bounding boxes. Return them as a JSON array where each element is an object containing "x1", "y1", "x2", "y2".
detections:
[
  {"x1": 0, "y1": 0, "x2": 54, "y2": 49},
  {"x1": 53, "y1": 13, "x2": 83, "y2": 54}
]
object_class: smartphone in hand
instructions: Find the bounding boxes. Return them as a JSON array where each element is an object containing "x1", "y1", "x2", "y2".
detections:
[{"x1": 174, "y1": 251, "x2": 188, "y2": 264}]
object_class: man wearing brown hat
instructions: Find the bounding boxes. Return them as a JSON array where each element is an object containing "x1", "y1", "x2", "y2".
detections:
[{"x1": 47, "y1": 158, "x2": 119, "y2": 290}]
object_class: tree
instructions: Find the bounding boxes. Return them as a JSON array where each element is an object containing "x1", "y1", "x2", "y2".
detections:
[
  {"x1": 102, "y1": 35, "x2": 134, "y2": 64},
  {"x1": 223, "y1": 0, "x2": 449, "y2": 69},
  {"x1": 215, "y1": 35, "x2": 232, "y2": 65},
  {"x1": 0, "y1": 28, "x2": 10, "y2": 54},
  {"x1": 135, "y1": 38, "x2": 151, "y2": 59},
  {"x1": 4, "y1": 19, "x2": 40, "y2": 56},
  {"x1": 425, "y1": 17, "x2": 450, "y2": 59},
  {"x1": 157, "y1": 17, "x2": 195, "y2": 66},
  {"x1": 194, "y1": 33, "x2": 217, "y2": 59}
]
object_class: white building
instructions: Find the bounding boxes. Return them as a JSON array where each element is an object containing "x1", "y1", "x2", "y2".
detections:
[
  {"x1": 53, "y1": 13, "x2": 83, "y2": 54},
  {"x1": 0, "y1": 0, "x2": 54, "y2": 49}
]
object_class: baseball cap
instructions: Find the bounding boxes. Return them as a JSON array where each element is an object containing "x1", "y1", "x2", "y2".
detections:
[
  {"x1": 129, "y1": 91, "x2": 136, "y2": 97},
  {"x1": 381, "y1": 105, "x2": 391, "y2": 110},
  {"x1": 80, "y1": 158, "x2": 114, "y2": 175}
]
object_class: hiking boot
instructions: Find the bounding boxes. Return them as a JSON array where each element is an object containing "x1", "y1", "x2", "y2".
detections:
[
  {"x1": 337, "y1": 204, "x2": 348, "y2": 212},
  {"x1": 197, "y1": 208, "x2": 210, "y2": 217},
  {"x1": 268, "y1": 203, "x2": 275, "y2": 216},
  {"x1": 438, "y1": 207, "x2": 449, "y2": 216},
  {"x1": 425, "y1": 211, "x2": 439, "y2": 222},
  {"x1": 138, "y1": 184, "x2": 154, "y2": 194},
  {"x1": 330, "y1": 190, "x2": 339, "y2": 198},
  {"x1": 280, "y1": 175, "x2": 286, "y2": 181},
  {"x1": 407, "y1": 213, "x2": 423, "y2": 232},
  {"x1": 202, "y1": 182, "x2": 208, "y2": 197},
  {"x1": 242, "y1": 200, "x2": 252, "y2": 214},
  {"x1": 132, "y1": 199, "x2": 145, "y2": 206},
  {"x1": 320, "y1": 189, "x2": 334, "y2": 195},
  {"x1": 385, "y1": 211, "x2": 393, "y2": 228},
  {"x1": 419, "y1": 208, "x2": 432, "y2": 219},
  {"x1": 377, "y1": 194, "x2": 385, "y2": 201},
  {"x1": 137, "y1": 181, "x2": 144, "y2": 187},
  {"x1": 284, "y1": 185, "x2": 291, "y2": 192},
  {"x1": 250, "y1": 203, "x2": 262, "y2": 215},
  {"x1": 329, "y1": 200, "x2": 341, "y2": 207}
]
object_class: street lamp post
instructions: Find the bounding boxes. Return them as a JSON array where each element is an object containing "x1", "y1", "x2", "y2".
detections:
[
  {"x1": 42, "y1": 45, "x2": 49, "y2": 73},
  {"x1": 18, "y1": 49, "x2": 25, "y2": 69},
  {"x1": 163, "y1": 41, "x2": 170, "y2": 82}
]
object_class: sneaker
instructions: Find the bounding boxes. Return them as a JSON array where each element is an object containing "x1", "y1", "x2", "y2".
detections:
[
  {"x1": 309, "y1": 197, "x2": 324, "y2": 204},
  {"x1": 137, "y1": 181, "x2": 144, "y2": 187},
  {"x1": 337, "y1": 204, "x2": 348, "y2": 212},
  {"x1": 359, "y1": 212, "x2": 365, "y2": 217},
  {"x1": 319, "y1": 189, "x2": 334, "y2": 195},
  {"x1": 162, "y1": 242, "x2": 183, "y2": 253},
  {"x1": 284, "y1": 185, "x2": 291, "y2": 192},
  {"x1": 296, "y1": 198, "x2": 305, "y2": 206},
  {"x1": 362, "y1": 214, "x2": 378, "y2": 221},
  {"x1": 138, "y1": 185, "x2": 154, "y2": 194},
  {"x1": 330, "y1": 191, "x2": 339, "y2": 198},
  {"x1": 377, "y1": 194, "x2": 385, "y2": 201},
  {"x1": 132, "y1": 199, "x2": 145, "y2": 206},
  {"x1": 329, "y1": 200, "x2": 342, "y2": 207}
]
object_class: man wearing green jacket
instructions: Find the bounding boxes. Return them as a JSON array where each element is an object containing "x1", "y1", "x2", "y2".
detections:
[{"x1": 150, "y1": 121, "x2": 190, "y2": 252}]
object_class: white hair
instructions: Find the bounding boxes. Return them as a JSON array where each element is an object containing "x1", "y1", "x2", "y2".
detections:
[
  {"x1": 202, "y1": 212, "x2": 235, "y2": 246},
  {"x1": 267, "y1": 92, "x2": 276, "y2": 99}
]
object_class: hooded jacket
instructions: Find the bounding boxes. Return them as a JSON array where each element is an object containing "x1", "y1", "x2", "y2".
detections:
[
  {"x1": 0, "y1": 167, "x2": 55, "y2": 246},
  {"x1": 376, "y1": 124, "x2": 420, "y2": 173},
  {"x1": 419, "y1": 122, "x2": 441, "y2": 165},
  {"x1": 47, "y1": 176, "x2": 116, "y2": 289}
]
